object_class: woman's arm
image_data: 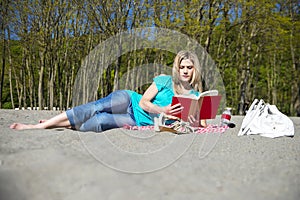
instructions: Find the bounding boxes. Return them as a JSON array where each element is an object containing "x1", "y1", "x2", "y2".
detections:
[
  {"x1": 139, "y1": 82, "x2": 183, "y2": 115},
  {"x1": 139, "y1": 82, "x2": 165, "y2": 114}
]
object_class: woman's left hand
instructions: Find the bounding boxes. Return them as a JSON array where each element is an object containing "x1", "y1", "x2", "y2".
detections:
[
  {"x1": 188, "y1": 115, "x2": 199, "y2": 127},
  {"x1": 187, "y1": 116, "x2": 207, "y2": 127}
]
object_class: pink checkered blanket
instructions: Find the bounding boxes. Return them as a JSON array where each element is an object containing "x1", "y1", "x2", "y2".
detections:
[{"x1": 123, "y1": 124, "x2": 228, "y2": 134}]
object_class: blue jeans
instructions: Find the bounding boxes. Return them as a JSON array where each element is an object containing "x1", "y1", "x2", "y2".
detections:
[{"x1": 66, "y1": 90, "x2": 136, "y2": 132}]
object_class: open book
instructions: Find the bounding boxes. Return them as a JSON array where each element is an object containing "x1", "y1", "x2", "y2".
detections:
[{"x1": 171, "y1": 90, "x2": 222, "y2": 125}]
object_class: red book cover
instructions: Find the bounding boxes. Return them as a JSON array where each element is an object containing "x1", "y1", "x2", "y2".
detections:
[{"x1": 171, "y1": 90, "x2": 222, "y2": 124}]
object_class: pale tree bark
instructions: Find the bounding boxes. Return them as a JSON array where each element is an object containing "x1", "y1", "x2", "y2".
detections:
[
  {"x1": 36, "y1": 0, "x2": 57, "y2": 110},
  {"x1": 38, "y1": 49, "x2": 45, "y2": 110},
  {"x1": 238, "y1": 10, "x2": 257, "y2": 115},
  {"x1": 236, "y1": 0, "x2": 270, "y2": 115},
  {"x1": 113, "y1": 37, "x2": 122, "y2": 91},
  {"x1": 48, "y1": 0, "x2": 73, "y2": 110},
  {"x1": 24, "y1": 48, "x2": 34, "y2": 108},
  {"x1": 7, "y1": 28, "x2": 14, "y2": 109},
  {"x1": 238, "y1": 28, "x2": 250, "y2": 115},
  {"x1": 47, "y1": 2, "x2": 57, "y2": 110},
  {"x1": 271, "y1": 54, "x2": 278, "y2": 105}
]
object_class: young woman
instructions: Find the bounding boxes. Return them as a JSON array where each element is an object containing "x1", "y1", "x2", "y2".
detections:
[{"x1": 10, "y1": 50, "x2": 206, "y2": 132}]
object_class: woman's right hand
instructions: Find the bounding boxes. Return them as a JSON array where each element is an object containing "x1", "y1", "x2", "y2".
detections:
[{"x1": 163, "y1": 103, "x2": 183, "y2": 116}]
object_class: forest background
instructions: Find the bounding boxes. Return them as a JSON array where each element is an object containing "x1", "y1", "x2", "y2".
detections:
[{"x1": 0, "y1": 0, "x2": 299, "y2": 116}]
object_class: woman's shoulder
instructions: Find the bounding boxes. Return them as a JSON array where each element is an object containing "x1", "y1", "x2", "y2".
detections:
[
  {"x1": 153, "y1": 74, "x2": 172, "y2": 82},
  {"x1": 153, "y1": 74, "x2": 173, "y2": 90}
]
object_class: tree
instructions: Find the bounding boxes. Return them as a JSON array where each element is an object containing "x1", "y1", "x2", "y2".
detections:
[
  {"x1": 1, "y1": 0, "x2": 299, "y2": 115},
  {"x1": 0, "y1": 0, "x2": 10, "y2": 108}
]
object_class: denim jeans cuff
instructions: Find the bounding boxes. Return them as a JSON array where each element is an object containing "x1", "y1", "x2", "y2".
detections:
[{"x1": 66, "y1": 109, "x2": 76, "y2": 129}]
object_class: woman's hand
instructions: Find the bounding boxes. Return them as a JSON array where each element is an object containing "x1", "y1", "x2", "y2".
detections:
[
  {"x1": 163, "y1": 103, "x2": 183, "y2": 118},
  {"x1": 187, "y1": 115, "x2": 200, "y2": 127},
  {"x1": 187, "y1": 115, "x2": 207, "y2": 127},
  {"x1": 140, "y1": 82, "x2": 182, "y2": 115}
]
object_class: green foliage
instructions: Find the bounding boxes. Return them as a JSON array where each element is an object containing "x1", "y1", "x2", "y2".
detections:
[
  {"x1": 2, "y1": 102, "x2": 12, "y2": 109},
  {"x1": 0, "y1": 0, "x2": 299, "y2": 116}
]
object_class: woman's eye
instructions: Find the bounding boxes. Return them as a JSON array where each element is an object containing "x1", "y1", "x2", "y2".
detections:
[{"x1": 179, "y1": 66, "x2": 194, "y2": 69}]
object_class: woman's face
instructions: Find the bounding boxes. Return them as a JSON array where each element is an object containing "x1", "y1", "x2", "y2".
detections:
[{"x1": 179, "y1": 59, "x2": 194, "y2": 83}]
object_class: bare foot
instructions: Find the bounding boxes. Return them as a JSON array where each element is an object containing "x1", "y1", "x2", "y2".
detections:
[
  {"x1": 200, "y1": 120, "x2": 207, "y2": 128},
  {"x1": 10, "y1": 123, "x2": 35, "y2": 130}
]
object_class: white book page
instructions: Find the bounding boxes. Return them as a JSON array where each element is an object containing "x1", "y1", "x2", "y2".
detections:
[
  {"x1": 199, "y1": 90, "x2": 218, "y2": 97},
  {"x1": 174, "y1": 90, "x2": 218, "y2": 100}
]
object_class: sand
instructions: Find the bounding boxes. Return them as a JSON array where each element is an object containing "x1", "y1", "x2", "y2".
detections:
[{"x1": 0, "y1": 109, "x2": 299, "y2": 200}]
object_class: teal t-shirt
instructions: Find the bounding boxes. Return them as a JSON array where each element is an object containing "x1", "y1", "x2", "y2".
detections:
[{"x1": 127, "y1": 75, "x2": 199, "y2": 126}]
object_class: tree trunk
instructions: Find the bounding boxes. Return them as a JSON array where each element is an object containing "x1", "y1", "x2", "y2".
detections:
[
  {"x1": 0, "y1": 12, "x2": 6, "y2": 108},
  {"x1": 22, "y1": 69, "x2": 26, "y2": 108},
  {"x1": 25, "y1": 49, "x2": 34, "y2": 109},
  {"x1": 288, "y1": 2, "x2": 300, "y2": 116},
  {"x1": 238, "y1": 35, "x2": 251, "y2": 115},
  {"x1": 113, "y1": 39, "x2": 122, "y2": 91},
  {"x1": 38, "y1": 50, "x2": 45, "y2": 110},
  {"x1": 7, "y1": 28, "x2": 14, "y2": 109}
]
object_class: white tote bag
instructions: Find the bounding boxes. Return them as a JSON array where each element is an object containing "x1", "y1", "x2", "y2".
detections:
[{"x1": 238, "y1": 99, "x2": 294, "y2": 138}]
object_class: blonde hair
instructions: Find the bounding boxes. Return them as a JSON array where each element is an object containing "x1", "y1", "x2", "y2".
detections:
[{"x1": 172, "y1": 50, "x2": 203, "y2": 94}]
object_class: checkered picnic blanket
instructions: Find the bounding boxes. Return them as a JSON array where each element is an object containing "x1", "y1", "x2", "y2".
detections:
[{"x1": 123, "y1": 124, "x2": 228, "y2": 134}]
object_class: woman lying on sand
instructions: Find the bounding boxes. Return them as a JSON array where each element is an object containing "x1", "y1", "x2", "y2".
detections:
[{"x1": 10, "y1": 50, "x2": 206, "y2": 132}]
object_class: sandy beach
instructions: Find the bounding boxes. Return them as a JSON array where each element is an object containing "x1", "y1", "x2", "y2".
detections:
[{"x1": 0, "y1": 109, "x2": 299, "y2": 200}]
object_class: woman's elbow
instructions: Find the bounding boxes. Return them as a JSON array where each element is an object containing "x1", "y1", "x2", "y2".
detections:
[{"x1": 139, "y1": 100, "x2": 147, "y2": 110}]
